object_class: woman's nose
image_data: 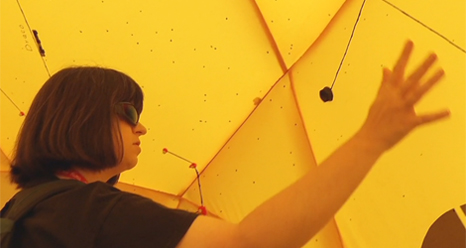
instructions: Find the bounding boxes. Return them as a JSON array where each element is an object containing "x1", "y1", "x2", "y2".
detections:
[{"x1": 136, "y1": 122, "x2": 147, "y2": 135}]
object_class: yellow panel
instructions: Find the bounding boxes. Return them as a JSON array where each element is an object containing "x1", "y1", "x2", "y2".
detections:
[
  {"x1": 2, "y1": 0, "x2": 464, "y2": 246},
  {"x1": 115, "y1": 182, "x2": 180, "y2": 208},
  {"x1": 0, "y1": 150, "x2": 10, "y2": 172},
  {"x1": 0, "y1": 151, "x2": 18, "y2": 207},
  {"x1": 11, "y1": 0, "x2": 284, "y2": 195},
  {"x1": 0, "y1": 171, "x2": 19, "y2": 207},
  {"x1": 292, "y1": 0, "x2": 465, "y2": 247},
  {"x1": 0, "y1": 0, "x2": 50, "y2": 158},
  {"x1": 388, "y1": 0, "x2": 465, "y2": 49},
  {"x1": 183, "y1": 75, "x2": 343, "y2": 247},
  {"x1": 255, "y1": 0, "x2": 345, "y2": 68}
]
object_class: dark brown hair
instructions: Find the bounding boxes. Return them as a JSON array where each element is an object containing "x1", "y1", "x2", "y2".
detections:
[{"x1": 10, "y1": 66, "x2": 143, "y2": 188}]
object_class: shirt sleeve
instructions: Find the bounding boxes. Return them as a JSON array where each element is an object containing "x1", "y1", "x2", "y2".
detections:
[{"x1": 95, "y1": 191, "x2": 199, "y2": 248}]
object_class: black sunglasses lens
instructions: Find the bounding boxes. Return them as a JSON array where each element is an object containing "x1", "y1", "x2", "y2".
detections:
[{"x1": 122, "y1": 104, "x2": 138, "y2": 125}]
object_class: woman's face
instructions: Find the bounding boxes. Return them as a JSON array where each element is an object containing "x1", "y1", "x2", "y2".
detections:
[{"x1": 115, "y1": 119, "x2": 147, "y2": 171}]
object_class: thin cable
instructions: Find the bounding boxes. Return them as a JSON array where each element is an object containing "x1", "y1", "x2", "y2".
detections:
[
  {"x1": 0, "y1": 88, "x2": 23, "y2": 113},
  {"x1": 194, "y1": 168, "x2": 204, "y2": 206},
  {"x1": 330, "y1": 0, "x2": 367, "y2": 89},
  {"x1": 381, "y1": 0, "x2": 465, "y2": 54},
  {"x1": 16, "y1": 0, "x2": 51, "y2": 77},
  {"x1": 165, "y1": 150, "x2": 194, "y2": 164},
  {"x1": 163, "y1": 148, "x2": 205, "y2": 209}
]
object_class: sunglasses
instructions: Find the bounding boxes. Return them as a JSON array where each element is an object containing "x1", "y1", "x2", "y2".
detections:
[{"x1": 115, "y1": 102, "x2": 139, "y2": 126}]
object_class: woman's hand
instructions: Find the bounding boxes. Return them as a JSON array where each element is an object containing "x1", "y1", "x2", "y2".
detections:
[{"x1": 359, "y1": 40, "x2": 450, "y2": 152}]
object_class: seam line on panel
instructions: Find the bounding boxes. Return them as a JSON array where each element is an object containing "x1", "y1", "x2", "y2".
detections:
[
  {"x1": 16, "y1": 0, "x2": 52, "y2": 76},
  {"x1": 250, "y1": 0, "x2": 288, "y2": 73},
  {"x1": 180, "y1": 0, "x2": 290, "y2": 198},
  {"x1": 454, "y1": 206, "x2": 466, "y2": 229},
  {"x1": 381, "y1": 0, "x2": 466, "y2": 53}
]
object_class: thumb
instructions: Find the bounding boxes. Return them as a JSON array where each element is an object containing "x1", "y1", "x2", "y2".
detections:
[{"x1": 382, "y1": 67, "x2": 392, "y2": 85}]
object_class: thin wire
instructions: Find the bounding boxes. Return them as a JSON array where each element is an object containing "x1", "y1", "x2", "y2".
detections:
[
  {"x1": 330, "y1": 0, "x2": 367, "y2": 89},
  {"x1": 194, "y1": 168, "x2": 204, "y2": 206},
  {"x1": 381, "y1": 0, "x2": 465, "y2": 54},
  {"x1": 2, "y1": 2, "x2": 51, "y2": 115},
  {"x1": 164, "y1": 150, "x2": 205, "y2": 207},
  {"x1": 16, "y1": 0, "x2": 51, "y2": 77},
  {"x1": 166, "y1": 151, "x2": 194, "y2": 164},
  {"x1": 0, "y1": 88, "x2": 22, "y2": 112}
]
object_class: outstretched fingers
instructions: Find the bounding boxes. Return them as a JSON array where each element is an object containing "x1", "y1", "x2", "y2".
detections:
[
  {"x1": 381, "y1": 67, "x2": 392, "y2": 85},
  {"x1": 391, "y1": 40, "x2": 414, "y2": 86},
  {"x1": 406, "y1": 69, "x2": 445, "y2": 105},
  {"x1": 402, "y1": 53, "x2": 438, "y2": 95},
  {"x1": 416, "y1": 109, "x2": 450, "y2": 126}
]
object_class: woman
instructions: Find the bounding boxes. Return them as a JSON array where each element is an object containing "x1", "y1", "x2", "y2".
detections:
[
  {"x1": 6, "y1": 66, "x2": 200, "y2": 247},
  {"x1": 5, "y1": 41, "x2": 449, "y2": 247}
]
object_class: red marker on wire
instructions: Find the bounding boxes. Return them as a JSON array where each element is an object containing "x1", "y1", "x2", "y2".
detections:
[{"x1": 163, "y1": 148, "x2": 207, "y2": 215}]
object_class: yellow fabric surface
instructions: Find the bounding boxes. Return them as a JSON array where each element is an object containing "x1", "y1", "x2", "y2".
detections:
[{"x1": 1, "y1": 0, "x2": 464, "y2": 247}]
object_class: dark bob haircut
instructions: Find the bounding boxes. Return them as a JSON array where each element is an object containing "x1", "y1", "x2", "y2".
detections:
[{"x1": 10, "y1": 66, "x2": 143, "y2": 188}]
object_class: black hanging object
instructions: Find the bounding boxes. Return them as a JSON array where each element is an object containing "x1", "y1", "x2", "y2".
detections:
[
  {"x1": 319, "y1": 87, "x2": 334, "y2": 102},
  {"x1": 32, "y1": 29, "x2": 46, "y2": 57}
]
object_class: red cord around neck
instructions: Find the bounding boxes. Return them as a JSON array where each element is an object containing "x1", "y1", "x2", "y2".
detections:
[{"x1": 56, "y1": 169, "x2": 88, "y2": 183}]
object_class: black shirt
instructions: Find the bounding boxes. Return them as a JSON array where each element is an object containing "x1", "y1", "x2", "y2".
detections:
[{"x1": 13, "y1": 180, "x2": 198, "y2": 248}]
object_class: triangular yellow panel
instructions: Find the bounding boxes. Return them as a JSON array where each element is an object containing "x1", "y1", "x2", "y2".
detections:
[
  {"x1": 183, "y1": 74, "x2": 343, "y2": 247},
  {"x1": 292, "y1": 0, "x2": 465, "y2": 246},
  {"x1": 255, "y1": 0, "x2": 345, "y2": 68},
  {"x1": 1, "y1": 0, "x2": 464, "y2": 246},
  {"x1": 12, "y1": 0, "x2": 285, "y2": 195},
  {"x1": 0, "y1": 0, "x2": 50, "y2": 157}
]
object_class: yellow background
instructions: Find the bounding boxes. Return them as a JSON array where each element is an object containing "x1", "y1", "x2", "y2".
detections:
[{"x1": 1, "y1": 0, "x2": 464, "y2": 247}]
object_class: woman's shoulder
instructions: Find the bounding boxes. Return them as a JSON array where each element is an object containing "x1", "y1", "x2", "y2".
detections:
[{"x1": 74, "y1": 181, "x2": 172, "y2": 211}]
